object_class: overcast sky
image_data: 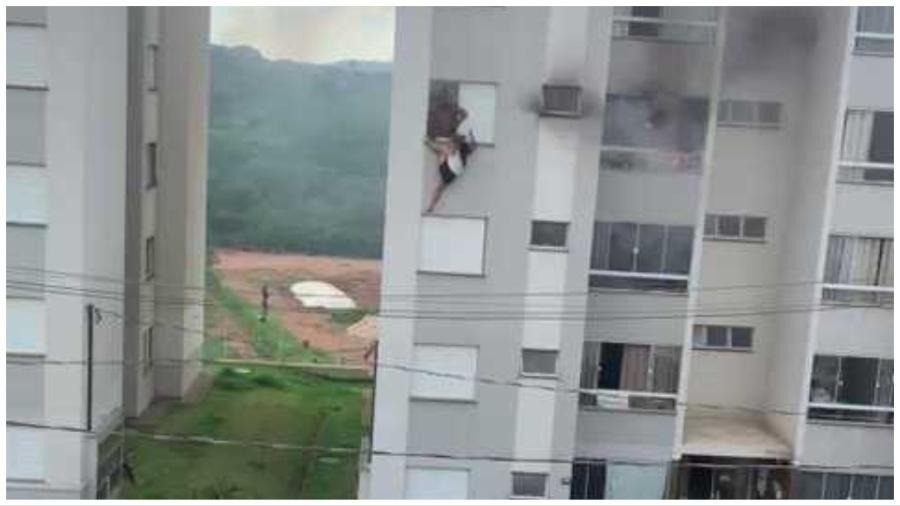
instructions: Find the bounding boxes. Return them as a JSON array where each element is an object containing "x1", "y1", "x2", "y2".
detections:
[{"x1": 210, "y1": 7, "x2": 395, "y2": 63}]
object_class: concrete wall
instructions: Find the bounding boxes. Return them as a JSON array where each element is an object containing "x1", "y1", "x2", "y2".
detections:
[
  {"x1": 153, "y1": 6, "x2": 209, "y2": 399},
  {"x1": 801, "y1": 422, "x2": 893, "y2": 470}
]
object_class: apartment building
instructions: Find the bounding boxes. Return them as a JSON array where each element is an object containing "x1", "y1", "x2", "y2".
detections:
[
  {"x1": 6, "y1": 7, "x2": 209, "y2": 498},
  {"x1": 363, "y1": 6, "x2": 893, "y2": 499}
]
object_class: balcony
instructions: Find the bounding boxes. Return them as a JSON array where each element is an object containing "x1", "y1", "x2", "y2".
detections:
[
  {"x1": 611, "y1": 7, "x2": 717, "y2": 45},
  {"x1": 821, "y1": 283, "x2": 893, "y2": 307},
  {"x1": 601, "y1": 146, "x2": 702, "y2": 174}
]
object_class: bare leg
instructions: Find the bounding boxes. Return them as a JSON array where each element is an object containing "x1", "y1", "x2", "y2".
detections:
[{"x1": 426, "y1": 182, "x2": 447, "y2": 213}]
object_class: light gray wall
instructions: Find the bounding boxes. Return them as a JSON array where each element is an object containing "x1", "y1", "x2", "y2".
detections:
[
  {"x1": 6, "y1": 88, "x2": 46, "y2": 165},
  {"x1": 153, "y1": 6, "x2": 209, "y2": 399},
  {"x1": 800, "y1": 422, "x2": 893, "y2": 470},
  {"x1": 576, "y1": 410, "x2": 676, "y2": 460}
]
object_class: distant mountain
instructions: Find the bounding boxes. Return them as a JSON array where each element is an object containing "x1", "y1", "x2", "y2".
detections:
[{"x1": 207, "y1": 44, "x2": 392, "y2": 258}]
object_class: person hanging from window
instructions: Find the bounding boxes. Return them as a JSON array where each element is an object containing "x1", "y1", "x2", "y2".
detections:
[{"x1": 424, "y1": 129, "x2": 477, "y2": 213}]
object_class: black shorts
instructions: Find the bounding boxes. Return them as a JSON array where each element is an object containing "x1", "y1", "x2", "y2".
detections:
[{"x1": 439, "y1": 162, "x2": 457, "y2": 184}]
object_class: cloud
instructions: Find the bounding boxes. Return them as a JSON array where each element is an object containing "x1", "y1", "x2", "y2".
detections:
[{"x1": 210, "y1": 7, "x2": 395, "y2": 63}]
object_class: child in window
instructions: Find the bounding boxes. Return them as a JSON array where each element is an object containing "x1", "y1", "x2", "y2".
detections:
[{"x1": 425, "y1": 130, "x2": 477, "y2": 213}]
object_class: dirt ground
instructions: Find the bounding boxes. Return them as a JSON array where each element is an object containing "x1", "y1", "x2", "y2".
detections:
[{"x1": 210, "y1": 248, "x2": 381, "y2": 365}]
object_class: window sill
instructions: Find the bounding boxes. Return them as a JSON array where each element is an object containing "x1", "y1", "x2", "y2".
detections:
[
  {"x1": 692, "y1": 346, "x2": 753, "y2": 353},
  {"x1": 836, "y1": 179, "x2": 893, "y2": 187},
  {"x1": 528, "y1": 245, "x2": 568, "y2": 254},
  {"x1": 416, "y1": 269, "x2": 486, "y2": 279},
  {"x1": 520, "y1": 372, "x2": 559, "y2": 380},
  {"x1": 6, "y1": 84, "x2": 49, "y2": 92},
  {"x1": 852, "y1": 50, "x2": 893, "y2": 58},
  {"x1": 578, "y1": 404, "x2": 677, "y2": 416},
  {"x1": 717, "y1": 122, "x2": 780, "y2": 130},
  {"x1": 7, "y1": 351, "x2": 47, "y2": 359},
  {"x1": 410, "y1": 396, "x2": 477, "y2": 405},
  {"x1": 588, "y1": 287, "x2": 689, "y2": 297},
  {"x1": 806, "y1": 417, "x2": 893, "y2": 429},
  {"x1": 703, "y1": 236, "x2": 766, "y2": 244},
  {"x1": 509, "y1": 495, "x2": 548, "y2": 500}
]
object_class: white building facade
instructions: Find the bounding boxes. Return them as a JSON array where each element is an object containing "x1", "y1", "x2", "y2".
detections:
[
  {"x1": 364, "y1": 6, "x2": 893, "y2": 499},
  {"x1": 6, "y1": 6, "x2": 209, "y2": 498}
]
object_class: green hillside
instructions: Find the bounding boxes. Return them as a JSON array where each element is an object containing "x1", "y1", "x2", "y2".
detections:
[{"x1": 207, "y1": 45, "x2": 391, "y2": 258}]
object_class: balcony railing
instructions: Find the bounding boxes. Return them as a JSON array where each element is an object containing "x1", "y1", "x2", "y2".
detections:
[
  {"x1": 580, "y1": 388, "x2": 677, "y2": 412},
  {"x1": 600, "y1": 145, "x2": 703, "y2": 174},
  {"x1": 821, "y1": 283, "x2": 893, "y2": 307},
  {"x1": 808, "y1": 401, "x2": 893, "y2": 425},
  {"x1": 837, "y1": 160, "x2": 894, "y2": 185},
  {"x1": 854, "y1": 31, "x2": 894, "y2": 56},
  {"x1": 589, "y1": 269, "x2": 689, "y2": 293}
]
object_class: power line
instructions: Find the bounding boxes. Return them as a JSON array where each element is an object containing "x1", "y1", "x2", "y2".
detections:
[
  {"x1": 6, "y1": 420, "x2": 893, "y2": 472},
  {"x1": 8, "y1": 279, "x2": 873, "y2": 322},
  {"x1": 8, "y1": 264, "x2": 883, "y2": 299}
]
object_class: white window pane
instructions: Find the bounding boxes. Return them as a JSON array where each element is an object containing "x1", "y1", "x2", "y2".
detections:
[
  {"x1": 7, "y1": 166, "x2": 48, "y2": 224},
  {"x1": 405, "y1": 468, "x2": 468, "y2": 499},
  {"x1": 7, "y1": 298, "x2": 46, "y2": 353},
  {"x1": 419, "y1": 215, "x2": 486, "y2": 275},
  {"x1": 7, "y1": 428, "x2": 44, "y2": 480},
  {"x1": 411, "y1": 345, "x2": 477, "y2": 400},
  {"x1": 605, "y1": 463, "x2": 666, "y2": 499},
  {"x1": 6, "y1": 26, "x2": 48, "y2": 87},
  {"x1": 457, "y1": 83, "x2": 496, "y2": 144}
]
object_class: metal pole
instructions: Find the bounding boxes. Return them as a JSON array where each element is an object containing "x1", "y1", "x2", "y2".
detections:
[{"x1": 86, "y1": 303, "x2": 95, "y2": 432}]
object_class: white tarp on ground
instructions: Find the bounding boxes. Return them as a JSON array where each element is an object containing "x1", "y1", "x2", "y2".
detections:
[{"x1": 289, "y1": 281, "x2": 357, "y2": 310}]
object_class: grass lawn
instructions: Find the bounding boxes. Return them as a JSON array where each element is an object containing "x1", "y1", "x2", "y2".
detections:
[
  {"x1": 122, "y1": 367, "x2": 368, "y2": 499},
  {"x1": 205, "y1": 269, "x2": 332, "y2": 363}
]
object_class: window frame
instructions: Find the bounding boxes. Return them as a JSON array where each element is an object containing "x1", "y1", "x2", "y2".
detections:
[
  {"x1": 590, "y1": 221, "x2": 693, "y2": 293},
  {"x1": 520, "y1": 348, "x2": 559, "y2": 378},
  {"x1": 854, "y1": 6, "x2": 894, "y2": 56},
  {"x1": 692, "y1": 325, "x2": 754, "y2": 351},
  {"x1": 795, "y1": 471, "x2": 893, "y2": 499},
  {"x1": 418, "y1": 214, "x2": 488, "y2": 277},
  {"x1": 427, "y1": 79, "x2": 497, "y2": 146},
  {"x1": 144, "y1": 236, "x2": 156, "y2": 281},
  {"x1": 704, "y1": 214, "x2": 767, "y2": 242},
  {"x1": 838, "y1": 108, "x2": 894, "y2": 185},
  {"x1": 510, "y1": 472, "x2": 548, "y2": 499},
  {"x1": 145, "y1": 142, "x2": 158, "y2": 189},
  {"x1": 822, "y1": 234, "x2": 893, "y2": 307},
  {"x1": 409, "y1": 344, "x2": 479, "y2": 402},
  {"x1": 808, "y1": 354, "x2": 894, "y2": 425},
  {"x1": 142, "y1": 326, "x2": 154, "y2": 375},
  {"x1": 717, "y1": 99, "x2": 782, "y2": 129},
  {"x1": 529, "y1": 220, "x2": 569, "y2": 251},
  {"x1": 579, "y1": 341, "x2": 681, "y2": 412}
]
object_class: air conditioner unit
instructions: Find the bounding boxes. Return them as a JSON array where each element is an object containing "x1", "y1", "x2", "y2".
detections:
[{"x1": 541, "y1": 85, "x2": 582, "y2": 117}]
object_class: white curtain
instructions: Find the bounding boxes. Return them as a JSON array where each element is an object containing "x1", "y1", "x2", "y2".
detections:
[
  {"x1": 605, "y1": 463, "x2": 667, "y2": 499},
  {"x1": 878, "y1": 240, "x2": 893, "y2": 287},
  {"x1": 842, "y1": 111, "x2": 874, "y2": 162},
  {"x1": 620, "y1": 345, "x2": 650, "y2": 391},
  {"x1": 826, "y1": 236, "x2": 881, "y2": 285}
]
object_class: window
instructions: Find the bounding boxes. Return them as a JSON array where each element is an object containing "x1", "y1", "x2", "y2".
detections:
[
  {"x1": 808, "y1": 355, "x2": 893, "y2": 424},
  {"x1": 794, "y1": 471, "x2": 893, "y2": 499},
  {"x1": 7, "y1": 224, "x2": 46, "y2": 298},
  {"x1": 146, "y1": 142, "x2": 158, "y2": 189},
  {"x1": 839, "y1": 110, "x2": 893, "y2": 184},
  {"x1": 602, "y1": 94, "x2": 709, "y2": 154},
  {"x1": 571, "y1": 461, "x2": 667, "y2": 499},
  {"x1": 7, "y1": 427, "x2": 44, "y2": 481},
  {"x1": 427, "y1": 80, "x2": 496, "y2": 144},
  {"x1": 142, "y1": 326, "x2": 154, "y2": 374},
  {"x1": 717, "y1": 100, "x2": 781, "y2": 128},
  {"x1": 7, "y1": 166, "x2": 48, "y2": 225},
  {"x1": 823, "y1": 235, "x2": 893, "y2": 306},
  {"x1": 590, "y1": 221, "x2": 693, "y2": 291},
  {"x1": 704, "y1": 214, "x2": 767, "y2": 241},
  {"x1": 410, "y1": 345, "x2": 477, "y2": 401},
  {"x1": 579, "y1": 342, "x2": 680, "y2": 410},
  {"x1": 144, "y1": 236, "x2": 156, "y2": 280},
  {"x1": 855, "y1": 6, "x2": 893, "y2": 55},
  {"x1": 693, "y1": 325, "x2": 753, "y2": 351},
  {"x1": 405, "y1": 467, "x2": 469, "y2": 499},
  {"x1": 530, "y1": 220, "x2": 568, "y2": 249},
  {"x1": 146, "y1": 43, "x2": 159, "y2": 91},
  {"x1": 521, "y1": 349, "x2": 558, "y2": 376},
  {"x1": 611, "y1": 6, "x2": 717, "y2": 44},
  {"x1": 7, "y1": 298, "x2": 46, "y2": 354},
  {"x1": 511, "y1": 472, "x2": 547, "y2": 498},
  {"x1": 419, "y1": 215, "x2": 487, "y2": 276},
  {"x1": 7, "y1": 25, "x2": 48, "y2": 87},
  {"x1": 679, "y1": 463, "x2": 789, "y2": 499},
  {"x1": 542, "y1": 85, "x2": 582, "y2": 117},
  {"x1": 571, "y1": 462, "x2": 606, "y2": 499},
  {"x1": 7, "y1": 88, "x2": 46, "y2": 166}
]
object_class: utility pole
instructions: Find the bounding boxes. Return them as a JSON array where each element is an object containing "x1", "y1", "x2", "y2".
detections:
[{"x1": 86, "y1": 303, "x2": 96, "y2": 432}]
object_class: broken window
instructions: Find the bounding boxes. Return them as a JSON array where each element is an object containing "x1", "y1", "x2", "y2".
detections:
[{"x1": 602, "y1": 94, "x2": 709, "y2": 155}]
